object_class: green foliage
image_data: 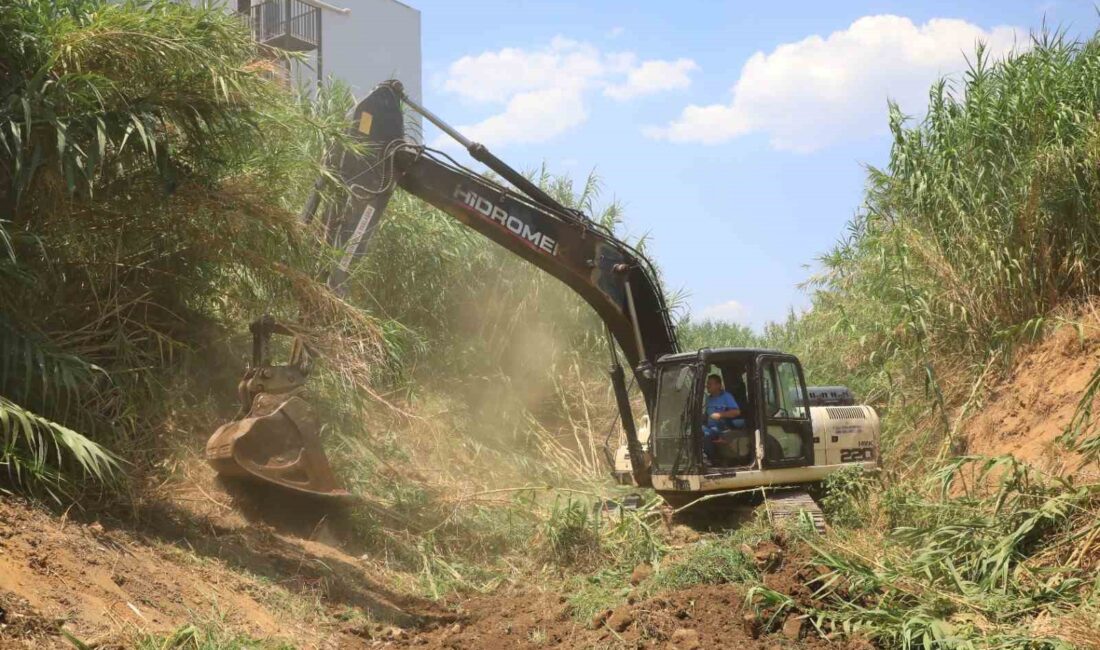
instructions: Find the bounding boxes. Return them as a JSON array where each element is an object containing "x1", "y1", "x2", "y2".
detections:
[
  {"x1": 601, "y1": 500, "x2": 667, "y2": 570},
  {"x1": 0, "y1": 310, "x2": 104, "y2": 426},
  {"x1": 799, "y1": 457, "x2": 1098, "y2": 648},
  {"x1": 132, "y1": 623, "x2": 294, "y2": 650},
  {"x1": 751, "y1": 30, "x2": 1100, "y2": 463},
  {"x1": 820, "y1": 465, "x2": 875, "y2": 529},
  {"x1": 2, "y1": 0, "x2": 277, "y2": 204},
  {"x1": 540, "y1": 497, "x2": 604, "y2": 567},
  {"x1": 0, "y1": 0, "x2": 381, "y2": 497},
  {"x1": 0, "y1": 395, "x2": 119, "y2": 500},
  {"x1": 645, "y1": 540, "x2": 756, "y2": 593}
]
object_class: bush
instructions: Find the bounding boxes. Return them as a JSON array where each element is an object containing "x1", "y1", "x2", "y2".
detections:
[
  {"x1": 0, "y1": 0, "x2": 377, "y2": 497},
  {"x1": 645, "y1": 540, "x2": 757, "y2": 593},
  {"x1": 820, "y1": 465, "x2": 876, "y2": 529},
  {"x1": 803, "y1": 457, "x2": 1099, "y2": 648},
  {"x1": 540, "y1": 497, "x2": 604, "y2": 567}
]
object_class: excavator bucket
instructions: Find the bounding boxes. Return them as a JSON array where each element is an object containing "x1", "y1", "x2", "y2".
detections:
[{"x1": 205, "y1": 317, "x2": 350, "y2": 499}]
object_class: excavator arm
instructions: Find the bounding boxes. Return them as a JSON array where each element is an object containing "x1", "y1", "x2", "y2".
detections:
[
  {"x1": 311, "y1": 80, "x2": 679, "y2": 486},
  {"x1": 210, "y1": 83, "x2": 879, "y2": 517}
]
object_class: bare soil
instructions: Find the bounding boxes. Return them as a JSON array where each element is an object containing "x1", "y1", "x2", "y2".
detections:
[
  {"x1": 0, "y1": 482, "x2": 857, "y2": 649},
  {"x1": 380, "y1": 539, "x2": 864, "y2": 650},
  {"x1": 379, "y1": 584, "x2": 771, "y2": 649},
  {"x1": 963, "y1": 320, "x2": 1100, "y2": 478},
  {"x1": 0, "y1": 474, "x2": 452, "y2": 648}
]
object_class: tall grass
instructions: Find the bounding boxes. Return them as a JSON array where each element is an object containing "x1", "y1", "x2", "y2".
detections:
[
  {"x1": 784, "y1": 457, "x2": 1099, "y2": 649},
  {"x1": 736, "y1": 31, "x2": 1100, "y2": 463},
  {"x1": 719, "y1": 29, "x2": 1100, "y2": 649},
  {"x1": 677, "y1": 319, "x2": 762, "y2": 351},
  {"x1": 0, "y1": 0, "x2": 381, "y2": 496}
]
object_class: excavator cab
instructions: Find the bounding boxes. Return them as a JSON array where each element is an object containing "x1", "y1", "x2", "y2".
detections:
[
  {"x1": 649, "y1": 349, "x2": 817, "y2": 478},
  {"x1": 205, "y1": 316, "x2": 350, "y2": 498}
]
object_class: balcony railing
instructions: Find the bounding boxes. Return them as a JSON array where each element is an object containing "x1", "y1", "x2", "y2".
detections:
[{"x1": 249, "y1": 0, "x2": 320, "y2": 53}]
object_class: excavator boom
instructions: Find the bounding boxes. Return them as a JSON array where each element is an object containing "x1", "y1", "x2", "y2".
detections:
[
  {"x1": 207, "y1": 81, "x2": 881, "y2": 522},
  {"x1": 303, "y1": 80, "x2": 680, "y2": 486},
  {"x1": 316, "y1": 81, "x2": 678, "y2": 377},
  {"x1": 208, "y1": 81, "x2": 677, "y2": 492}
]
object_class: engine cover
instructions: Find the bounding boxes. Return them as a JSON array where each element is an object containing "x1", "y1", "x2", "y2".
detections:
[{"x1": 810, "y1": 405, "x2": 881, "y2": 467}]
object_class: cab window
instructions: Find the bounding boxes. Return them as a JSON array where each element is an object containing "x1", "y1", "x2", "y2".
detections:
[
  {"x1": 761, "y1": 358, "x2": 809, "y2": 462},
  {"x1": 775, "y1": 361, "x2": 807, "y2": 419},
  {"x1": 652, "y1": 362, "x2": 699, "y2": 470}
]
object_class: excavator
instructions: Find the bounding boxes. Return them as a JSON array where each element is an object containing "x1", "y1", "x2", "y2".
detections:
[{"x1": 206, "y1": 80, "x2": 880, "y2": 528}]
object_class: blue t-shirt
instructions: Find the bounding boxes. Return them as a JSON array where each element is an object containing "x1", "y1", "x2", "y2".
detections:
[{"x1": 704, "y1": 391, "x2": 741, "y2": 434}]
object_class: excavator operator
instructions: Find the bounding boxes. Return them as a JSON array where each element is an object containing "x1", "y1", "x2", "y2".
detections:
[{"x1": 702, "y1": 373, "x2": 743, "y2": 464}]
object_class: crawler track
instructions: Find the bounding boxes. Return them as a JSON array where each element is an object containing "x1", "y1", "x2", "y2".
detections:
[{"x1": 763, "y1": 489, "x2": 826, "y2": 534}]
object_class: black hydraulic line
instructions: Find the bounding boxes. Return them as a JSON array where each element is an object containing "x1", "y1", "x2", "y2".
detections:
[
  {"x1": 466, "y1": 143, "x2": 577, "y2": 220},
  {"x1": 391, "y1": 81, "x2": 579, "y2": 222},
  {"x1": 601, "y1": 323, "x2": 630, "y2": 469},
  {"x1": 299, "y1": 176, "x2": 325, "y2": 224}
]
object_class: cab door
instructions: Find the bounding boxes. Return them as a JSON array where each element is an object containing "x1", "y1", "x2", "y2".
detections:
[
  {"x1": 650, "y1": 361, "x2": 704, "y2": 474},
  {"x1": 755, "y1": 355, "x2": 814, "y2": 469}
]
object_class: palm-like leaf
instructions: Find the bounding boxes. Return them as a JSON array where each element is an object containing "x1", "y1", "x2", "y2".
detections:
[
  {"x1": 0, "y1": 395, "x2": 119, "y2": 500},
  {"x1": 0, "y1": 313, "x2": 104, "y2": 420}
]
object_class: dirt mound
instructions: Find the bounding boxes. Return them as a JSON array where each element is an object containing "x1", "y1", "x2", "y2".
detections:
[
  {"x1": 378, "y1": 585, "x2": 765, "y2": 649},
  {"x1": 381, "y1": 539, "x2": 862, "y2": 649},
  {"x1": 0, "y1": 489, "x2": 450, "y2": 649},
  {"x1": 963, "y1": 321, "x2": 1100, "y2": 477}
]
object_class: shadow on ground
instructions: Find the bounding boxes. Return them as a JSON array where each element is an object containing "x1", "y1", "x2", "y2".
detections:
[{"x1": 97, "y1": 489, "x2": 452, "y2": 628}]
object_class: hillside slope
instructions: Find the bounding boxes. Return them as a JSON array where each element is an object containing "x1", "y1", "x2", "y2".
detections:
[
  {"x1": 3, "y1": 326, "x2": 1098, "y2": 648},
  {"x1": 0, "y1": 465, "x2": 453, "y2": 648},
  {"x1": 963, "y1": 311, "x2": 1100, "y2": 479}
]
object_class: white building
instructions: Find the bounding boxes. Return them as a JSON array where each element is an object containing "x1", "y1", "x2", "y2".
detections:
[{"x1": 239, "y1": 0, "x2": 422, "y2": 106}]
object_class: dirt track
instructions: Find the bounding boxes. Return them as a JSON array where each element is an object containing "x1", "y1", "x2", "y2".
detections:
[
  {"x1": 0, "y1": 489, "x2": 451, "y2": 648},
  {"x1": 5, "y1": 321, "x2": 1095, "y2": 649},
  {"x1": 0, "y1": 490, "x2": 854, "y2": 649},
  {"x1": 380, "y1": 586, "x2": 835, "y2": 650},
  {"x1": 378, "y1": 538, "x2": 867, "y2": 649}
]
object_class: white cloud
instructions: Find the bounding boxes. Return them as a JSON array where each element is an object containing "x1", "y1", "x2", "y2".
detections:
[
  {"x1": 443, "y1": 37, "x2": 604, "y2": 105},
  {"x1": 606, "y1": 26, "x2": 626, "y2": 39},
  {"x1": 698, "y1": 300, "x2": 749, "y2": 322},
  {"x1": 454, "y1": 86, "x2": 589, "y2": 146},
  {"x1": 605, "y1": 58, "x2": 698, "y2": 101},
  {"x1": 438, "y1": 38, "x2": 697, "y2": 148},
  {"x1": 646, "y1": 15, "x2": 1025, "y2": 152}
]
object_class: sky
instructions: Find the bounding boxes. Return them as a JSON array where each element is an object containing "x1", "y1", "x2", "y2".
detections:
[{"x1": 404, "y1": 0, "x2": 1099, "y2": 329}]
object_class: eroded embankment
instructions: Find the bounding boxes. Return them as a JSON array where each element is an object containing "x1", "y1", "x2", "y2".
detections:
[
  {"x1": 963, "y1": 318, "x2": 1100, "y2": 479},
  {"x1": 0, "y1": 478, "x2": 452, "y2": 649}
]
